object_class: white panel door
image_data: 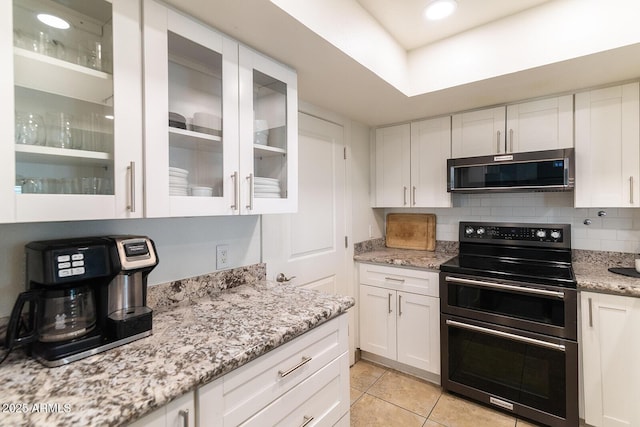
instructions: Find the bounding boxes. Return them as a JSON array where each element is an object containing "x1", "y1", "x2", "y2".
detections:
[
  {"x1": 262, "y1": 113, "x2": 346, "y2": 295},
  {"x1": 374, "y1": 124, "x2": 410, "y2": 207},
  {"x1": 506, "y1": 95, "x2": 574, "y2": 152},
  {"x1": 396, "y1": 292, "x2": 440, "y2": 374},
  {"x1": 452, "y1": 106, "x2": 506, "y2": 157},
  {"x1": 575, "y1": 83, "x2": 640, "y2": 207},
  {"x1": 410, "y1": 117, "x2": 451, "y2": 207},
  {"x1": 359, "y1": 285, "x2": 396, "y2": 360}
]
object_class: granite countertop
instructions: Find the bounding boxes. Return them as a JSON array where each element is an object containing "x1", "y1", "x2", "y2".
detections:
[
  {"x1": 354, "y1": 243, "x2": 640, "y2": 298},
  {"x1": 0, "y1": 280, "x2": 354, "y2": 427}
]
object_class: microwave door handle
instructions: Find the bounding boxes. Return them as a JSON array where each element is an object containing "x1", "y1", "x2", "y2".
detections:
[
  {"x1": 446, "y1": 319, "x2": 566, "y2": 352},
  {"x1": 445, "y1": 276, "x2": 565, "y2": 299}
]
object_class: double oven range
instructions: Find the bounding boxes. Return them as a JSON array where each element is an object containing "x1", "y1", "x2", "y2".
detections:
[{"x1": 439, "y1": 222, "x2": 578, "y2": 427}]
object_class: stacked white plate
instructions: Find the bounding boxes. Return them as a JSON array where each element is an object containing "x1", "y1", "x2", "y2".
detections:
[
  {"x1": 254, "y1": 177, "x2": 281, "y2": 198},
  {"x1": 169, "y1": 167, "x2": 189, "y2": 196}
]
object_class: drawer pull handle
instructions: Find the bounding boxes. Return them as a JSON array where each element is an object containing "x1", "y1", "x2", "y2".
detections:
[
  {"x1": 278, "y1": 356, "x2": 312, "y2": 378},
  {"x1": 301, "y1": 415, "x2": 314, "y2": 427},
  {"x1": 179, "y1": 409, "x2": 189, "y2": 427},
  {"x1": 384, "y1": 277, "x2": 405, "y2": 283}
]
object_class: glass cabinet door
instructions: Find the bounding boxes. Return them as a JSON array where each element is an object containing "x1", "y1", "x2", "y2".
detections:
[
  {"x1": 3, "y1": 0, "x2": 143, "y2": 222},
  {"x1": 143, "y1": 0, "x2": 238, "y2": 217},
  {"x1": 239, "y1": 46, "x2": 298, "y2": 215}
]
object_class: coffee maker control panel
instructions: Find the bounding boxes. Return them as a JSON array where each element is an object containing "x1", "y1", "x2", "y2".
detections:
[{"x1": 113, "y1": 236, "x2": 158, "y2": 271}]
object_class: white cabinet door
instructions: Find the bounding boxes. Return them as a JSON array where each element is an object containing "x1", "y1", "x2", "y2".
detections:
[
  {"x1": 396, "y1": 292, "x2": 440, "y2": 374},
  {"x1": 143, "y1": 0, "x2": 239, "y2": 217},
  {"x1": 452, "y1": 107, "x2": 505, "y2": 157},
  {"x1": 3, "y1": 0, "x2": 144, "y2": 223},
  {"x1": 575, "y1": 83, "x2": 640, "y2": 207},
  {"x1": 239, "y1": 45, "x2": 298, "y2": 215},
  {"x1": 581, "y1": 292, "x2": 640, "y2": 427},
  {"x1": 410, "y1": 117, "x2": 451, "y2": 208},
  {"x1": 506, "y1": 95, "x2": 573, "y2": 152},
  {"x1": 374, "y1": 124, "x2": 411, "y2": 207},
  {"x1": 359, "y1": 284, "x2": 396, "y2": 360}
]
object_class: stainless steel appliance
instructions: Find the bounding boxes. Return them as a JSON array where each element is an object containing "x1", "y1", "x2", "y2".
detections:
[
  {"x1": 439, "y1": 222, "x2": 578, "y2": 427},
  {"x1": 447, "y1": 148, "x2": 574, "y2": 193},
  {"x1": 4, "y1": 236, "x2": 158, "y2": 367}
]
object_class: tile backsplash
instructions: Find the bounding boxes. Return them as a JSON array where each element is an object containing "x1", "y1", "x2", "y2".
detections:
[{"x1": 386, "y1": 192, "x2": 640, "y2": 253}]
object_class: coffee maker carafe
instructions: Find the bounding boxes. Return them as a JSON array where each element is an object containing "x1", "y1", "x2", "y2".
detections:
[{"x1": 4, "y1": 236, "x2": 158, "y2": 367}]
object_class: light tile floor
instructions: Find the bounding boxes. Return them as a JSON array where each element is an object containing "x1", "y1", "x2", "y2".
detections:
[{"x1": 350, "y1": 360, "x2": 545, "y2": 427}]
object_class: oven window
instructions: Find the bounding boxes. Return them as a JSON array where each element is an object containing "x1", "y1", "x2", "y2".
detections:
[
  {"x1": 448, "y1": 324, "x2": 566, "y2": 418},
  {"x1": 448, "y1": 283, "x2": 565, "y2": 327}
]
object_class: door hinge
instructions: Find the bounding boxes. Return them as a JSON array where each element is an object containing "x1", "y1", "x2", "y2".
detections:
[
  {"x1": 343, "y1": 146, "x2": 347, "y2": 160},
  {"x1": 345, "y1": 236, "x2": 348, "y2": 248}
]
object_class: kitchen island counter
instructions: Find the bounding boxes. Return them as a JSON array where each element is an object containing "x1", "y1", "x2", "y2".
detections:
[{"x1": 0, "y1": 278, "x2": 354, "y2": 426}]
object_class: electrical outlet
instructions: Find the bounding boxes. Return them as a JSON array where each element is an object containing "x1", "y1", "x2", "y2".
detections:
[{"x1": 216, "y1": 245, "x2": 229, "y2": 269}]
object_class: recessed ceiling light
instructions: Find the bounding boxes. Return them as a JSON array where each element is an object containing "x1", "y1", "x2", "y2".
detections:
[
  {"x1": 37, "y1": 13, "x2": 70, "y2": 30},
  {"x1": 424, "y1": 0, "x2": 458, "y2": 21}
]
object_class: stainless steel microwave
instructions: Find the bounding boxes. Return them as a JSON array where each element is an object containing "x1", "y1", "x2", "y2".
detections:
[{"x1": 447, "y1": 148, "x2": 575, "y2": 193}]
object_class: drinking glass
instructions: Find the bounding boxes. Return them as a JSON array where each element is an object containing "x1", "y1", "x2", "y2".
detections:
[
  {"x1": 15, "y1": 112, "x2": 46, "y2": 145},
  {"x1": 47, "y1": 112, "x2": 74, "y2": 149}
]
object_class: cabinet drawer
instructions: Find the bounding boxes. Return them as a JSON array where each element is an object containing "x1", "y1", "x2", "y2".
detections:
[
  {"x1": 222, "y1": 315, "x2": 348, "y2": 426},
  {"x1": 359, "y1": 263, "x2": 438, "y2": 297},
  {"x1": 240, "y1": 352, "x2": 349, "y2": 427}
]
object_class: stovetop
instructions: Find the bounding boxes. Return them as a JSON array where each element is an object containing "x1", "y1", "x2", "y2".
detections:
[{"x1": 441, "y1": 221, "x2": 577, "y2": 288}]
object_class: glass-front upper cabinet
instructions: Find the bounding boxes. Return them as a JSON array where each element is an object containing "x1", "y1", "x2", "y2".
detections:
[
  {"x1": 143, "y1": 0, "x2": 239, "y2": 217},
  {"x1": 0, "y1": 0, "x2": 143, "y2": 223},
  {"x1": 239, "y1": 45, "x2": 298, "y2": 215}
]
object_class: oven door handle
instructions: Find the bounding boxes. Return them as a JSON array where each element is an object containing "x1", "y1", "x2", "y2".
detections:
[
  {"x1": 446, "y1": 319, "x2": 566, "y2": 352},
  {"x1": 445, "y1": 276, "x2": 565, "y2": 299}
]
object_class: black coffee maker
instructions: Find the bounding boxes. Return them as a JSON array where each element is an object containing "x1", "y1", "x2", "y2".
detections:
[{"x1": 4, "y1": 236, "x2": 158, "y2": 367}]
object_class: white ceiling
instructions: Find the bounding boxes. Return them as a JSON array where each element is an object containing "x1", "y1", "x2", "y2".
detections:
[
  {"x1": 356, "y1": 0, "x2": 552, "y2": 50},
  {"x1": 166, "y1": 0, "x2": 640, "y2": 127}
]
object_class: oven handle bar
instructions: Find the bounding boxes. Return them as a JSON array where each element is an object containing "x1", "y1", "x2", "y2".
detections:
[
  {"x1": 446, "y1": 319, "x2": 566, "y2": 352},
  {"x1": 445, "y1": 276, "x2": 565, "y2": 299}
]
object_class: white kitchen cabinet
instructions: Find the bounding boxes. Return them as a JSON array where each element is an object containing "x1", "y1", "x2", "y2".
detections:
[
  {"x1": 410, "y1": 117, "x2": 451, "y2": 207},
  {"x1": 574, "y1": 83, "x2": 640, "y2": 208},
  {"x1": 1, "y1": 0, "x2": 144, "y2": 223},
  {"x1": 128, "y1": 391, "x2": 195, "y2": 427},
  {"x1": 373, "y1": 124, "x2": 411, "y2": 207},
  {"x1": 452, "y1": 95, "x2": 573, "y2": 158},
  {"x1": 373, "y1": 118, "x2": 451, "y2": 208},
  {"x1": 197, "y1": 314, "x2": 349, "y2": 426},
  {"x1": 358, "y1": 264, "x2": 440, "y2": 377},
  {"x1": 451, "y1": 106, "x2": 505, "y2": 157},
  {"x1": 143, "y1": 0, "x2": 297, "y2": 217},
  {"x1": 581, "y1": 292, "x2": 640, "y2": 427},
  {"x1": 506, "y1": 95, "x2": 573, "y2": 153}
]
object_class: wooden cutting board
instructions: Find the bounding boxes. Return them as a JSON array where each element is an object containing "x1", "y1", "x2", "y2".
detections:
[{"x1": 386, "y1": 213, "x2": 436, "y2": 251}]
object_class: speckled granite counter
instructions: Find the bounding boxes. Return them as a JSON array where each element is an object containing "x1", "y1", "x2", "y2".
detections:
[
  {"x1": 353, "y1": 240, "x2": 458, "y2": 270},
  {"x1": 354, "y1": 240, "x2": 640, "y2": 298},
  {"x1": 0, "y1": 265, "x2": 354, "y2": 427}
]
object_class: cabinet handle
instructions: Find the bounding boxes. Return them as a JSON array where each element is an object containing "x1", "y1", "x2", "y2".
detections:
[
  {"x1": 403, "y1": 186, "x2": 407, "y2": 206},
  {"x1": 496, "y1": 130, "x2": 501, "y2": 153},
  {"x1": 588, "y1": 297, "x2": 593, "y2": 327},
  {"x1": 278, "y1": 356, "x2": 312, "y2": 378},
  {"x1": 388, "y1": 293, "x2": 392, "y2": 313},
  {"x1": 509, "y1": 128, "x2": 514, "y2": 152},
  {"x1": 231, "y1": 171, "x2": 239, "y2": 210},
  {"x1": 300, "y1": 416, "x2": 314, "y2": 427},
  {"x1": 630, "y1": 176, "x2": 634, "y2": 204},
  {"x1": 398, "y1": 294, "x2": 402, "y2": 316},
  {"x1": 412, "y1": 186, "x2": 416, "y2": 206},
  {"x1": 246, "y1": 173, "x2": 254, "y2": 210},
  {"x1": 384, "y1": 277, "x2": 405, "y2": 283},
  {"x1": 178, "y1": 409, "x2": 189, "y2": 427},
  {"x1": 127, "y1": 161, "x2": 136, "y2": 212}
]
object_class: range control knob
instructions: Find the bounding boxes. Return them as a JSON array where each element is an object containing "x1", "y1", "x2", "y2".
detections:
[
  {"x1": 550, "y1": 230, "x2": 561, "y2": 240},
  {"x1": 536, "y1": 229, "x2": 547, "y2": 239},
  {"x1": 476, "y1": 227, "x2": 485, "y2": 235},
  {"x1": 465, "y1": 226, "x2": 474, "y2": 235}
]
